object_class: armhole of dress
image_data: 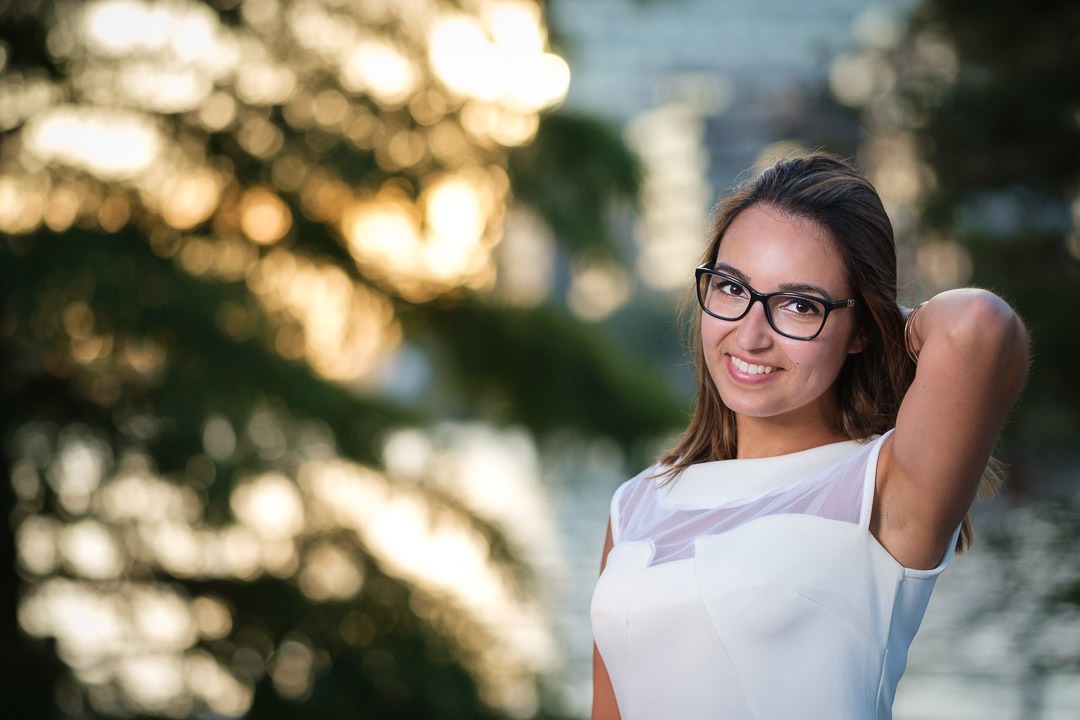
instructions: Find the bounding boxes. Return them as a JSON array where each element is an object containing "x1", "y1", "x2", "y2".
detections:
[
  {"x1": 861, "y1": 429, "x2": 962, "y2": 577},
  {"x1": 609, "y1": 480, "x2": 628, "y2": 545},
  {"x1": 859, "y1": 429, "x2": 894, "y2": 530},
  {"x1": 608, "y1": 467, "x2": 660, "y2": 545},
  {"x1": 903, "y1": 525, "x2": 961, "y2": 579}
]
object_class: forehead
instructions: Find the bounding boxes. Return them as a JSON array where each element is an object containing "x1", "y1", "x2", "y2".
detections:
[{"x1": 714, "y1": 205, "x2": 849, "y2": 293}]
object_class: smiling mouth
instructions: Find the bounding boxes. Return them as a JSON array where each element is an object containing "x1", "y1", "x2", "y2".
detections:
[{"x1": 730, "y1": 355, "x2": 777, "y2": 375}]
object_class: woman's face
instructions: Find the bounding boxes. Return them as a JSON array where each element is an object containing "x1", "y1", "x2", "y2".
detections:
[{"x1": 701, "y1": 204, "x2": 862, "y2": 431}]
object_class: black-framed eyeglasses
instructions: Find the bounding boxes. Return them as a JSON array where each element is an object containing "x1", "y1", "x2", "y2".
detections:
[{"x1": 695, "y1": 266, "x2": 857, "y2": 341}]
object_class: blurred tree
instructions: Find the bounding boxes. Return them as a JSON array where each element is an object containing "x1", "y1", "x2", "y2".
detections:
[
  {"x1": 840, "y1": 2, "x2": 1080, "y2": 714},
  {"x1": 883, "y1": 0, "x2": 1080, "y2": 486},
  {"x1": 0, "y1": 1, "x2": 681, "y2": 718}
]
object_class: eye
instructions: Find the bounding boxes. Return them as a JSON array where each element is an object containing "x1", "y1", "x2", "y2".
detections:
[
  {"x1": 778, "y1": 296, "x2": 824, "y2": 316},
  {"x1": 713, "y1": 278, "x2": 746, "y2": 297}
]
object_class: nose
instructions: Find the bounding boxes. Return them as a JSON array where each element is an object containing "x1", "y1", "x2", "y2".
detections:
[{"x1": 734, "y1": 298, "x2": 774, "y2": 350}]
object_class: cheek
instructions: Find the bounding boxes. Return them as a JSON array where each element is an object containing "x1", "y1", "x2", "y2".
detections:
[
  {"x1": 700, "y1": 316, "x2": 730, "y2": 358},
  {"x1": 795, "y1": 336, "x2": 854, "y2": 380}
]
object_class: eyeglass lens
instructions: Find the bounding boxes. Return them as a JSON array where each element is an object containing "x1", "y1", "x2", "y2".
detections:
[{"x1": 698, "y1": 273, "x2": 828, "y2": 339}]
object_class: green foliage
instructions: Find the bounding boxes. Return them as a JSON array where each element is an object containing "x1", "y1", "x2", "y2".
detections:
[
  {"x1": 833, "y1": 2, "x2": 1080, "y2": 703},
  {"x1": 0, "y1": 0, "x2": 678, "y2": 718},
  {"x1": 403, "y1": 299, "x2": 683, "y2": 446},
  {"x1": 509, "y1": 113, "x2": 642, "y2": 260},
  {"x1": 893, "y1": 0, "x2": 1080, "y2": 467},
  {"x1": 902, "y1": 0, "x2": 1080, "y2": 218}
]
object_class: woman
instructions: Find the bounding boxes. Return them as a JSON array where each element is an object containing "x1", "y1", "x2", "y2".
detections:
[{"x1": 590, "y1": 154, "x2": 1029, "y2": 719}]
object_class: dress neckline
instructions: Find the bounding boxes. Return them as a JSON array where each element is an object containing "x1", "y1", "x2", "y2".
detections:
[{"x1": 662, "y1": 437, "x2": 869, "y2": 507}]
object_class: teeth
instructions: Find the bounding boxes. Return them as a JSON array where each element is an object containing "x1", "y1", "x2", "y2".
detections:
[{"x1": 731, "y1": 356, "x2": 776, "y2": 375}]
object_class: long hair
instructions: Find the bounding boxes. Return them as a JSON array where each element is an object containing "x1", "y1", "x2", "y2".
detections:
[{"x1": 657, "y1": 153, "x2": 996, "y2": 552}]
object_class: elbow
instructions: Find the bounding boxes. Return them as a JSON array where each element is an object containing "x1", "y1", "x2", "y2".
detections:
[{"x1": 948, "y1": 291, "x2": 1030, "y2": 385}]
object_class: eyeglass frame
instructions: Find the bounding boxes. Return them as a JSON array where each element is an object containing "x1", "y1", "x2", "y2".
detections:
[{"x1": 694, "y1": 266, "x2": 858, "y2": 341}]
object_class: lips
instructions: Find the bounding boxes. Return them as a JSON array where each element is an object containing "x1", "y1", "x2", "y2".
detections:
[{"x1": 729, "y1": 355, "x2": 777, "y2": 375}]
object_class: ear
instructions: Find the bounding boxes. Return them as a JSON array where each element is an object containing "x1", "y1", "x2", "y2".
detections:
[{"x1": 846, "y1": 327, "x2": 867, "y2": 355}]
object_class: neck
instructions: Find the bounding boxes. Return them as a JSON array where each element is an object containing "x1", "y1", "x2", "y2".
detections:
[{"x1": 733, "y1": 412, "x2": 848, "y2": 460}]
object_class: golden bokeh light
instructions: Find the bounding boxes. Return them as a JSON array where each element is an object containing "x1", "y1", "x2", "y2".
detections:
[
  {"x1": 192, "y1": 596, "x2": 232, "y2": 640},
  {"x1": 43, "y1": 185, "x2": 81, "y2": 232},
  {"x1": 341, "y1": 37, "x2": 420, "y2": 107},
  {"x1": 62, "y1": 301, "x2": 96, "y2": 340},
  {"x1": 4, "y1": 0, "x2": 576, "y2": 333},
  {"x1": 69, "y1": 0, "x2": 235, "y2": 115},
  {"x1": 15, "y1": 419, "x2": 559, "y2": 718},
  {"x1": 202, "y1": 416, "x2": 237, "y2": 462},
  {"x1": 7, "y1": 0, "x2": 578, "y2": 713},
  {"x1": 230, "y1": 473, "x2": 305, "y2": 539},
  {"x1": 422, "y1": 176, "x2": 489, "y2": 277},
  {"x1": 0, "y1": 69, "x2": 65, "y2": 133},
  {"x1": 246, "y1": 249, "x2": 401, "y2": 382},
  {"x1": 485, "y1": 0, "x2": 546, "y2": 53},
  {"x1": 383, "y1": 128, "x2": 429, "y2": 169},
  {"x1": 298, "y1": 172, "x2": 354, "y2": 223},
  {"x1": 98, "y1": 194, "x2": 132, "y2": 232},
  {"x1": 238, "y1": 187, "x2": 291, "y2": 245},
  {"x1": 97, "y1": 470, "x2": 201, "y2": 525},
  {"x1": 829, "y1": 51, "x2": 895, "y2": 108},
  {"x1": 81, "y1": 0, "x2": 225, "y2": 63},
  {"x1": 59, "y1": 520, "x2": 125, "y2": 580},
  {"x1": 460, "y1": 101, "x2": 542, "y2": 147},
  {"x1": 298, "y1": 542, "x2": 364, "y2": 601},
  {"x1": 429, "y1": 3, "x2": 569, "y2": 116},
  {"x1": 19, "y1": 577, "x2": 254, "y2": 717},
  {"x1": 129, "y1": 586, "x2": 198, "y2": 650},
  {"x1": 409, "y1": 87, "x2": 449, "y2": 126},
  {"x1": 233, "y1": 38, "x2": 296, "y2": 106},
  {"x1": 342, "y1": 171, "x2": 502, "y2": 300},
  {"x1": 237, "y1": 112, "x2": 285, "y2": 159},
  {"x1": 270, "y1": 637, "x2": 315, "y2": 701},
  {"x1": 311, "y1": 88, "x2": 351, "y2": 129},
  {"x1": 46, "y1": 429, "x2": 109, "y2": 516},
  {"x1": 0, "y1": 174, "x2": 48, "y2": 234},
  {"x1": 300, "y1": 450, "x2": 554, "y2": 713},
  {"x1": 121, "y1": 337, "x2": 168, "y2": 381},
  {"x1": 15, "y1": 515, "x2": 60, "y2": 576},
  {"x1": 567, "y1": 259, "x2": 633, "y2": 322},
  {"x1": 343, "y1": 191, "x2": 424, "y2": 279},
  {"x1": 189, "y1": 650, "x2": 255, "y2": 716},
  {"x1": 197, "y1": 90, "x2": 239, "y2": 131},
  {"x1": 23, "y1": 105, "x2": 162, "y2": 180},
  {"x1": 427, "y1": 119, "x2": 470, "y2": 163},
  {"x1": 270, "y1": 154, "x2": 308, "y2": 193}
]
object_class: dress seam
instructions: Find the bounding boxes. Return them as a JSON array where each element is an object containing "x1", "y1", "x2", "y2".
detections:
[{"x1": 692, "y1": 537, "x2": 762, "y2": 720}]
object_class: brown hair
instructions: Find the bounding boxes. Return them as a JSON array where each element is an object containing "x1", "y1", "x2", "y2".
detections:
[{"x1": 657, "y1": 153, "x2": 995, "y2": 551}]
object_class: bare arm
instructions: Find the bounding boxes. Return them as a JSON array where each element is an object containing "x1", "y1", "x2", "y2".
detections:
[
  {"x1": 592, "y1": 521, "x2": 621, "y2": 720},
  {"x1": 874, "y1": 289, "x2": 1029, "y2": 569}
]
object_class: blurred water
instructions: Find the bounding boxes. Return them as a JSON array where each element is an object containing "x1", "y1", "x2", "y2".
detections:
[
  {"x1": 894, "y1": 507, "x2": 1080, "y2": 720},
  {"x1": 548, "y1": 468, "x2": 1080, "y2": 719}
]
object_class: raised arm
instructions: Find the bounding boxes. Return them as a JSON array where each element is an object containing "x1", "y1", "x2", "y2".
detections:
[
  {"x1": 873, "y1": 288, "x2": 1029, "y2": 569},
  {"x1": 592, "y1": 521, "x2": 621, "y2": 720}
]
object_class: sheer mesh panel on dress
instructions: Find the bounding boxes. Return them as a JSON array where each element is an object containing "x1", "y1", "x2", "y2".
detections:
[{"x1": 615, "y1": 441, "x2": 873, "y2": 567}]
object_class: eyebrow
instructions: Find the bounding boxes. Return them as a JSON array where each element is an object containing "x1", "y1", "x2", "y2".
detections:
[{"x1": 711, "y1": 262, "x2": 836, "y2": 300}]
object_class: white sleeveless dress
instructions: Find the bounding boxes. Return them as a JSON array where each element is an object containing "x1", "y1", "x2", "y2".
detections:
[{"x1": 591, "y1": 432, "x2": 956, "y2": 719}]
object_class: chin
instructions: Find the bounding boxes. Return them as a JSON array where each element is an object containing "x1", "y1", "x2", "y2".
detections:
[{"x1": 717, "y1": 386, "x2": 837, "y2": 425}]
